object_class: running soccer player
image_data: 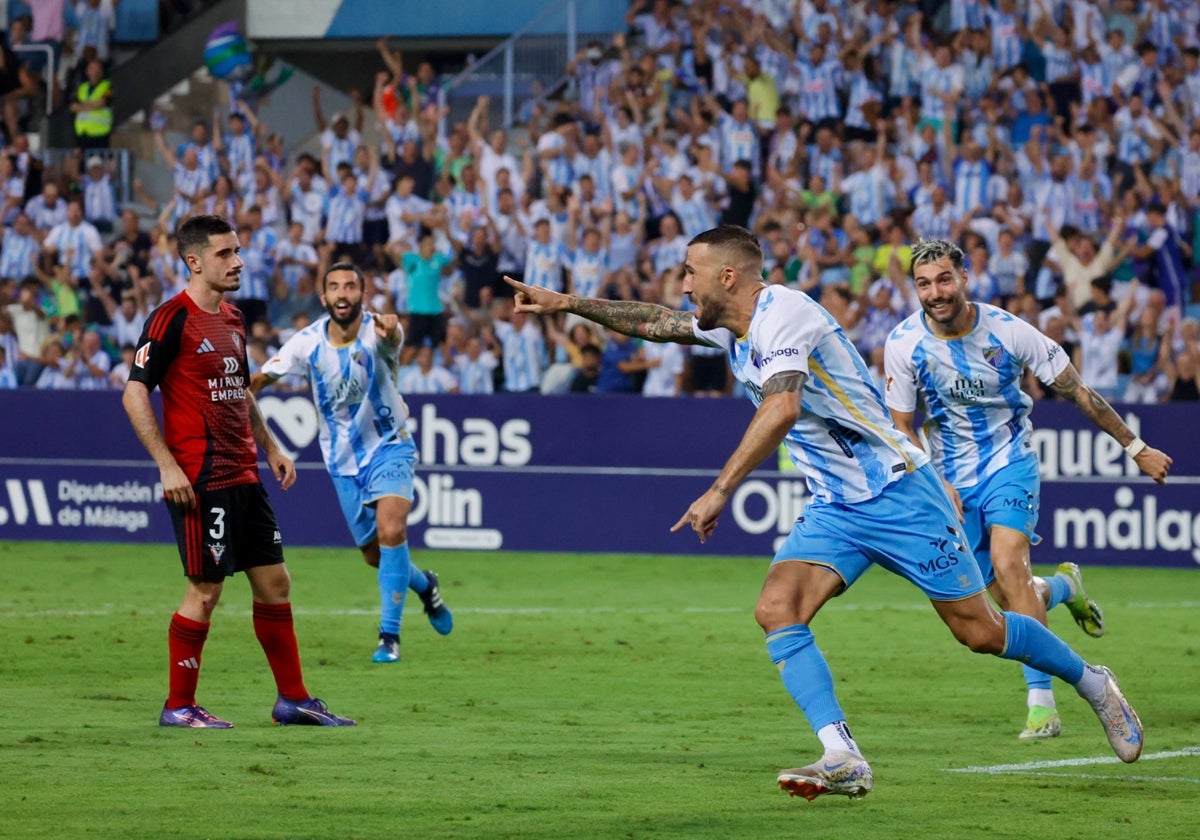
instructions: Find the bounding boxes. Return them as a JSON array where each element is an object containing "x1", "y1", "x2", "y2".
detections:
[
  {"x1": 249, "y1": 261, "x2": 452, "y2": 663},
  {"x1": 505, "y1": 225, "x2": 1145, "y2": 801},
  {"x1": 123, "y1": 214, "x2": 354, "y2": 728},
  {"x1": 884, "y1": 238, "x2": 1172, "y2": 739}
]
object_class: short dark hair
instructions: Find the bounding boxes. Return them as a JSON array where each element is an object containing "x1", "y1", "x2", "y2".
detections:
[
  {"x1": 177, "y1": 215, "x2": 234, "y2": 261},
  {"x1": 687, "y1": 225, "x2": 763, "y2": 269},
  {"x1": 322, "y1": 260, "x2": 364, "y2": 291}
]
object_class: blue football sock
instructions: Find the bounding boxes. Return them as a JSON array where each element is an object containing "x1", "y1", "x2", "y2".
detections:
[
  {"x1": 1022, "y1": 663, "x2": 1053, "y2": 692},
  {"x1": 378, "y1": 544, "x2": 412, "y2": 637},
  {"x1": 765, "y1": 624, "x2": 845, "y2": 732},
  {"x1": 999, "y1": 611, "x2": 1085, "y2": 686},
  {"x1": 1045, "y1": 574, "x2": 1072, "y2": 610},
  {"x1": 408, "y1": 564, "x2": 429, "y2": 594}
]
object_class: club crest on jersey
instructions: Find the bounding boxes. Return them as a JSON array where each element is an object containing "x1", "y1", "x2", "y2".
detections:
[
  {"x1": 231, "y1": 332, "x2": 242, "y2": 351},
  {"x1": 982, "y1": 346, "x2": 1006, "y2": 370},
  {"x1": 208, "y1": 543, "x2": 226, "y2": 564}
]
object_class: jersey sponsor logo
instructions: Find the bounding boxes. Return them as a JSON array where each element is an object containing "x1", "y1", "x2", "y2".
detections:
[
  {"x1": 134, "y1": 342, "x2": 151, "y2": 368},
  {"x1": 759, "y1": 347, "x2": 801, "y2": 366},
  {"x1": 196, "y1": 338, "x2": 216, "y2": 354}
]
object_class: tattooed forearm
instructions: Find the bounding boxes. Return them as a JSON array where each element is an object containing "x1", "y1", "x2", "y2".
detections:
[
  {"x1": 246, "y1": 391, "x2": 275, "y2": 452},
  {"x1": 1051, "y1": 364, "x2": 1135, "y2": 446},
  {"x1": 763, "y1": 370, "x2": 808, "y2": 398},
  {"x1": 569, "y1": 296, "x2": 702, "y2": 343}
]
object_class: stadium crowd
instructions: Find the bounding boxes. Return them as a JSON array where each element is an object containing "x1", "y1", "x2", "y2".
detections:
[{"x1": 1, "y1": 0, "x2": 1199, "y2": 402}]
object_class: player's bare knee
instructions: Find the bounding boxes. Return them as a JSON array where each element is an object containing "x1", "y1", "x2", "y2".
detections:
[{"x1": 377, "y1": 524, "x2": 407, "y2": 547}]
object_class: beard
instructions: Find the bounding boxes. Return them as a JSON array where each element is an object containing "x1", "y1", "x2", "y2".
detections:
[
  {"x1": 922, "y1": 295, "x2": 967, "y2": 326},
  {"x1": 694, "y1": 295, "x2": 725, "y2": 331},
  {"x1": 326, "y1": 298, "x2": 362, "y2": 328}
]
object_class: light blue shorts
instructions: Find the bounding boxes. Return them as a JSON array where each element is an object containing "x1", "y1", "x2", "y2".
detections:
[
  {"x1": 772, "y1": 463, "x2": 986, "y2": 602},
  {"x1": 958, "y1": 458, "x2": 1041, "y2": 586},
  {"x1": 330, "y1": 439, "x2": 417, "y2": 548}
]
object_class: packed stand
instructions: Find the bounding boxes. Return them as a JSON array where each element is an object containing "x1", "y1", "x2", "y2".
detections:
[{"x1": 2, "y1": 0, "x2": 1199, "y2": 403}]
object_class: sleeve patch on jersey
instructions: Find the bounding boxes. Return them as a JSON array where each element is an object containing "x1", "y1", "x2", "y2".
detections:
[{"x1": 134, "y1": 342, "x2": 151, "y2": 368}]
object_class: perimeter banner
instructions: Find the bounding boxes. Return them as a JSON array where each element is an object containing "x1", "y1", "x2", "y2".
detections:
[{"x1": 0, "y1": 392, "x2": 1196, "y2": 567}]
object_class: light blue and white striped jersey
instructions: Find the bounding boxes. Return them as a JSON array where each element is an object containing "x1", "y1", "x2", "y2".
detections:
[
  {"x1": 962, "y1": 51, "x2": 995, "y2": 103},
  {"x1": 1078, "y1": 59, "x2": 1110, "y2": 106},
  {"x1": 1032, "y1": 178, "x2": 1074, "y2": 241},
  {"x1": 325, "y1": 184, "x2": 367, "y2": 244},
  {"x1": 524, "y1": 239, "x2": 571, "y2": 293},
  {"x1": 569, "y1": 248, "x2": 607, "y2": 299},
  {"x1": 651, "y1": 235, "x2": 689, "y2": 278},
  {"x1": 399, "y1": 364, "x2": 458, "y2": 394},
  {"x1": 320, "y1": 128, "x2": 361, "y2": 172},
  {"x1": 536, "y1": 131, "x2": 573, "y2": 188},
  {"x1": 494, "y1": 319, "x2": 544, "y2": 392},
  {"x1": 919, "y1": 61, "x2": 962, "y2": 124},
  {"x1": 693, "y1": 285, "x2": 927, "y2": 504},
  {"x1": 987, "y1": 250, "x2": 1029, "y2": 298},
  {"x1": 82, "y1": 174, "x2": 118, "y2": 224},
  {"x1": 224, "y1": 130, "x2": 256, "y2": 189},
  {"x1": 610, "y1": 162, "x2": 643, "y2": 219},
  {"x1": 275, "y1": 239, "x2": 318, "y2": 290},
  {"x1": 844, "y1": 73, "x2": 880, "y2": 130},
  {"x1": 172, "y1": 163, "x2": 212, "y2": 222},
  {"x1": 260, "y1": 311, "x2": 410, "y2": 477},
  {"x1": 841, "y1": 167, "x2": 888, "y2": 225},
  {"x1": 911, "y1": 203, "x2": 957, "y2": 241},
  {"x1": 987, "y1": 8, "x2": 1023, "y2": 70},
  {"x1": 1114, "y1": 113, "x2": 1155, "y2": 165},
  {"x1": 884, "y1": 302, "x2": 1069, "y2": 488},
  {"x1": 572, "y1": 150, "x2": 612, "y2": 199},
  {"x1": 1071, "y1": 177, "x2": 1109, "y2": 232},
  {"x1": 953, "y1": 158, "x2": 990, "y2": 216},
  {"x1": 0, "y1": 230, "x2": 38, "y2": 279},
  {"x1": 1042, "y1": 40, "x2": 1074, "y2": 83},
  {"x1": 455, "y1": 352, "x2": 497, "y2": 394},
  {"x1": 45, "y1": 220, "x2": 103, "y2": 279},
  {"x1": 807, "y1": 145, "x2": 842, "y2": 188},
  {"x1": 24, "y1": 195, "x2": 68, "y2": 232},
  {"x1": 671, "y1": 191, "x2": 716, "y2": 239},
  {"x1": 794, "y1": 59, "x2": 842, "y2": 121},
  {"x1": 237, "y1": 226, "x2": 277, "y2": 301},
  {"x1": 888, "y1": 42, "x2": 920, "y2": 99},
  {"x1": 716, "y1": 112, "x2": 760, "y2": 175},
  {"x1": 949, "y1": 0, "x2": 985, "y2": 31},
  {"x1": 1178, "y1": 147, "x2": 1200, "y2": 202},
  {"x1": 358, "y1": 167, "x2": 390, "y2": 222}
]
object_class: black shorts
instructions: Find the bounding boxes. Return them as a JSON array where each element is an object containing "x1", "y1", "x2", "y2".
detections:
[
  {"x1": 167, "y1": 482, "x2": 284, "y2": 582},
  {"x1": 405, "y1": 312, "x2": 446, "y2": 348},
  {"x1": 363, "y1": 218, "x2": 389, "y2": 246}
]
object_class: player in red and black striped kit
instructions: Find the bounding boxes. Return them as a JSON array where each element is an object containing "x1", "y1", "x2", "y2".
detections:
[{"x1": 123, "y1": 214, "x2": 354, "y2": 728}]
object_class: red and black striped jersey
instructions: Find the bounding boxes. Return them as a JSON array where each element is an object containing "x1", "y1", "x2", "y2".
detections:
[{"x1": 129, "y1": 292, "x2": 259, "y2": 490}]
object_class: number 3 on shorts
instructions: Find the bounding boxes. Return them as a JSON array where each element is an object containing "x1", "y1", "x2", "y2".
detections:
[{"x1": 209, "y1": 507, "x2": 226, "y2": 540}]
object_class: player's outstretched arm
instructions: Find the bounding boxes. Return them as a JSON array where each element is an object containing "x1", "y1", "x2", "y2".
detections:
[
  {"x1": 1050, "y1": 362, "x2": 1172, "y2": 484},
  {"x1": 123, "y1": 380, "x2": 195, "y2": 508},
  {"x1": 671, "y1": 371, "x2": 806, "y2": 543},
  {"x1": 504, "y1": 276, "x2": 703, "y2": 344},
  {"x1": 247, "y1": 390, "x2": 297, "y2": 491}
]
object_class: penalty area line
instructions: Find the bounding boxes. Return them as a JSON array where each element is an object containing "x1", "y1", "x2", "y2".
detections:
[{"x1": 948, "y1": 747, "x2": 1200, "y2": 776}]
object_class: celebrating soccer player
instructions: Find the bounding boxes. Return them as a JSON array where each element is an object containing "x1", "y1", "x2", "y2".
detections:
[
  {"x1": 505, "y1": 225, "x2": 1145, "y2": 802},
  {"x1": 250, "y1": 261, "x2": 452, "y2": 664},
  {"x1": 123, "y1": 214, "x2": 354, "y2": 728},
  {"x1": 885, "y1": 238, "x2": 1172, "y2": 740}
]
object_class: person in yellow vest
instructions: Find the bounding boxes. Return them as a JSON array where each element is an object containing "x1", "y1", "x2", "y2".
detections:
[{"x1": 71, "y1": 59, "x2": 113, "y2": 150}]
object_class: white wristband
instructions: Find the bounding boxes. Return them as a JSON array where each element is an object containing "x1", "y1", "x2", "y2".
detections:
[{"x1": 1124, "y1": 438, "x2": 1147, "y2": 459}]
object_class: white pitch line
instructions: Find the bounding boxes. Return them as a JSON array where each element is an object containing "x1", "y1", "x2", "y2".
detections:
[
  {"x1": 949, "y1": 747, "x2": 1200, "y2": 774},
  {"x1": 993, "y1": 771, "x2": 1200, "y2": 784},
  {"x1": 4, "y1": 600, "x2": 1200, "y2": 620}
]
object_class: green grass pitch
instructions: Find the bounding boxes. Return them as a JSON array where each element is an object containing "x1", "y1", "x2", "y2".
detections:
[{"x1": 1, "y1": 541, "x2": 1198, "y2": 839}]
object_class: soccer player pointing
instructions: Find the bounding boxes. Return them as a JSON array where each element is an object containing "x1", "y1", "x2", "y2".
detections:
[
  {"x1": 250, "y1": 261, "x2": 452, "y2": 664},
  {"x1": 506, "y1": 225, "x2": 1145, "y2": 802},
  {"x1": 123, "y1": 215, "x2": 354, "y2": 728},
  {"x1": 885, "y1": 239, "x2": 1171, "y2": 739}
]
